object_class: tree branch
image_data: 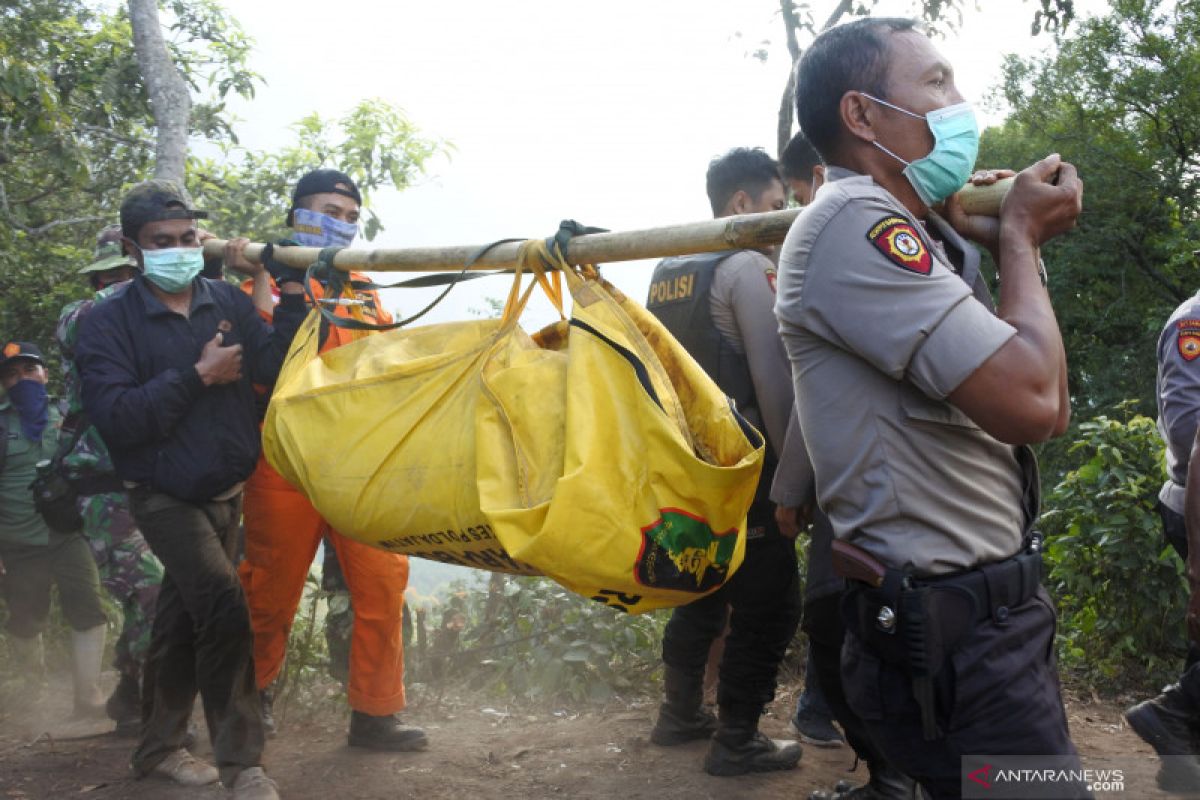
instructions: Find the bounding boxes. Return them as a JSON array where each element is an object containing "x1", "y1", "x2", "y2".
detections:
[{"x1": 0, "y1": 179, "x2": 106, "y2": 237}]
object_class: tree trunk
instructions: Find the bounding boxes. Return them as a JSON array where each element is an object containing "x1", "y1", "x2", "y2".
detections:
[
  {"x1": 776, "y1": 0, "x2": 854, "y2": 155},
  {"x1": 127, "y1": 0, "x2": 190, "y2": 183}
]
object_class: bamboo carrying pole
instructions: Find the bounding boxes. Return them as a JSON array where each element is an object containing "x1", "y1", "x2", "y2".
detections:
[{"x1": 199, "y1": 180, "x2": 1012, "y2": 273}]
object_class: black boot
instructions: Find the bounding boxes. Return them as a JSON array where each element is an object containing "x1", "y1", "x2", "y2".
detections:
[
  {"x1": 703, "y1": 705, "x2": 802, "y2": 777},
  {"x1": 650, "y1": 666, "x2": 717, "y2": 746},
  {"x1": 105, "y1": 673, "x2": 141, "y2": 737},
  {"x1": 260, "y1": 687, "x2": 278, "y2": 739},
  {"x1": 830, "y1": 762, "x2": 918, "y2": 799},
  {"x1": 348, "y1": 711, "x2": 429, "y2": 751},
  {"x1": 1125, "y1": 686, "x2": 1200, "y2": 792}
]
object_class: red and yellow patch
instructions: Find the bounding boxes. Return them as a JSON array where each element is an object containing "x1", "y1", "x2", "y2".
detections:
[
  {"x1": 1178, "y1": 319, "x2": 1200, "y2": 361},
  {"x1": 867, "y1": 216, "x2": 931, "y2": 275},
  {"x1": 765, "y1": 268, "x2": 777, "y2": 294},
  {"x1": 2, "y1": 342, "x2": 18, "y2": 359}
]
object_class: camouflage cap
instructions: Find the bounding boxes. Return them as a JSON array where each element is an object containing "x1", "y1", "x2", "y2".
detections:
[
  {"x1": 120, "y1": 179, "x2": 209, "y2": 241},
  {"x1": 78, "y1": 224, "x2": 138, "y2": 274}
]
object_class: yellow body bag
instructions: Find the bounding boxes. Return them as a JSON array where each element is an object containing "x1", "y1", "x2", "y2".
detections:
[{"x1": 263, "y1": 246, "x2": 764, "y2": 613}]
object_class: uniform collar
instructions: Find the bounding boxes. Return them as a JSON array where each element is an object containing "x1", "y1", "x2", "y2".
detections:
[{"x1": 133, "y1": 274, "x2": 216, "y2": 317}]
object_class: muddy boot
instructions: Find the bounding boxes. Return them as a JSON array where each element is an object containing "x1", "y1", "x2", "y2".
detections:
[
  {"x1": 348, "y1": 711, "x2": 429, "y2": 751},
  {"x1": 1125, "y1": 686, "x2": 1200, "y2": 792},
  {"x1": 70, "y1": 624, "x2": 107, "y2": 718},
  {"x1": 259, "y1": 687, "x2": 277, "y2": 738},
  {"x1": 106, "y1": 672, "x2": 141, "y2": 736},
  {"x1": 702, "y1": 705, "x2": 802, "y2": 777},
  {"x1": 650, "y1": 666, "x2": 717, "y2": 746}
]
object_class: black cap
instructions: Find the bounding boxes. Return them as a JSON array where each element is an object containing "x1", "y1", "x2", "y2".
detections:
[
  {"x1": 287, "y1": 169, "x2": 362, "y2": 226},
  {"x1": 0, "y1": 341, "x2": 46, "y2": 372},
  {"x1": 120, "y1": 180, "x2": 209, "y2": 241}
]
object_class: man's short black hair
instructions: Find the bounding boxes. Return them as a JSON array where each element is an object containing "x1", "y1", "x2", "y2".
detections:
[
  {"x1": 795, "y1": 17, "x2": 920, "y2": 163},
  {"x1": 705, "y1": 148, "x2": 783, "y2": 217},
  {"x1": 779, "y1": 132, "x2": 822, "y2": 182}
]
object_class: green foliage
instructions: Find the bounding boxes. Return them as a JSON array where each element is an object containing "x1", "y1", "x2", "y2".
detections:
[
  {"x1": 0, "y1": 0, "x2": 442, "y2": 378},
  {"x1": 1040, "y1": 405, "x2": 1187, "y2": 689},
  {"x1": 427, "y1": 576, "x2": 665, "y2": 706},
  {"x1": 189, "y1": 99, "x2": 447, "y2": 244},
  {"x1": 979, "y1": 0, "x2": 1200, "y2": 414}
]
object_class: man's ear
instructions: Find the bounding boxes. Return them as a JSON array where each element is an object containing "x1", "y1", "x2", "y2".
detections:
[
  {"x1": 728, "y1": 189, "x2": 750, "y2": 216},
  {"x1": 121, "y1": 236, "x2": 144, "y2": 268},
  {"x1": 841, "y1": 91, "x2": 877, "y2": 144}
]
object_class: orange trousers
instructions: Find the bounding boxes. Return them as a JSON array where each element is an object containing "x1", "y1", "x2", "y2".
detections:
[{"x1": 238, "y1": 454, "x2": 409, "y2": 716}]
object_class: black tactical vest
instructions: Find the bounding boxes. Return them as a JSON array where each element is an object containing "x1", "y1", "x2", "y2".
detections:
[
  {"x1": 646, "y1": 250, "x2": 759, "y2": 423},
  {"x1": 646, "y1": 251, "x2": 776, "y2": 515}
]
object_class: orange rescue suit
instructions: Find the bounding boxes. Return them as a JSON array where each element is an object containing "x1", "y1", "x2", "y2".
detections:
[{"x1": 238, "y1": 271, "x2": 410, "y2": 715}]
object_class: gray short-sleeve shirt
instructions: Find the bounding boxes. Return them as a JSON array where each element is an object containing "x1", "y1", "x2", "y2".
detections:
[
  {"x1": 1156, "y1": 291, "x2": 1200, "y2": 513},
  {"x1": 774, "y1": 167, "x2": 1025, "y2": 576}
]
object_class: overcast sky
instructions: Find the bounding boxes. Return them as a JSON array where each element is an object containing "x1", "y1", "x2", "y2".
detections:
[{"x1": 213, "y1": 0, "x2": 1107, "y2": 327}]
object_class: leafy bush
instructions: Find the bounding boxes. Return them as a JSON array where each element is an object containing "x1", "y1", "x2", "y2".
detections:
[
  {"x1": 1040, "y1": 405, "x2": 1188, "y2": 690},
  {"x1": 417, "y1": 575, "x2": 666, "y2": 706}
]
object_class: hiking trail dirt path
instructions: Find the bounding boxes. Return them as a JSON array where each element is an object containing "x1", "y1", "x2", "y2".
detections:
[{"x1": 0, "y1": 673, "x2": 1175, "y2": 799}]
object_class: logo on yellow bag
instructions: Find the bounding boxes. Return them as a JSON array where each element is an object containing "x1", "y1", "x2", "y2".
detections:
[{"x1": 636, "y1": 508, "x2": 737, "y2": 592}]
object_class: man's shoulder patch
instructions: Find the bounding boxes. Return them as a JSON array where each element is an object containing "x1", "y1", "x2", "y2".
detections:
[
  {"x1": 765, "y1": 268, "x2": 777, "y2": 294},
  {"x1": 867, "y1": 215, "x2": 931, "y2": 275},
  {"x1": 1178, "y1": 318, "x2": 1200, "y2": 361}
]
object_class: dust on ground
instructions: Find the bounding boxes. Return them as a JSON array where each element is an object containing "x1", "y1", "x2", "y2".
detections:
[{"x1": 0, "y1": 670, "x2": 1177, "y2": 800}]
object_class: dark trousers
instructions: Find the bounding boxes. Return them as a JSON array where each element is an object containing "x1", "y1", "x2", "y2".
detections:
[
  {"x1": 0, "y1": 529, "x2": 107, "y2": 638},
  {"x1": 804, "y1": 591, "x2": 890, "y2": 765},
  {"x1": 661, "y1": 504, "x2": 801, "y2": 717},
  {"x1": 129, "y1": 489, "x2": 263, "y2": 787},
  {"x1": 841, "y1": 585, "x2": 1081, "y2": 800},
  {"x1": 1156, "y1": 501, "x2": 1200, "y2": 706}
]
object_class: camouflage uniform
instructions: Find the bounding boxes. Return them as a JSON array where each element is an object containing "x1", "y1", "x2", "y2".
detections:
[{"x1": 56, "y1": 291, "x2": 163, "y2": 682}]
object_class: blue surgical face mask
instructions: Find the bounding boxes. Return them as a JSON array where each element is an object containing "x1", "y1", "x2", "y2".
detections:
[
  {"x1": 139, "y1": 246, "x2": 205, "y2": 293},
  {"x1": 292, "y1": 207, "x2": 358, "y2": 248},
  {"x1": 861, "y1": 93, "x2": 979, "y2": 206}
]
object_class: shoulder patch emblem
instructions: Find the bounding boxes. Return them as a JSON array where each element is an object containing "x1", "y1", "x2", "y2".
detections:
[
  {"x1": 1178, "y1": 319, "x2": 1200, "y2": 361},
  {"x1": 765, "y1": 268, "x2": 777, "y2": 294},
  {"x1": 867, "y1": 216, "x2": 931, "y2": 275}
]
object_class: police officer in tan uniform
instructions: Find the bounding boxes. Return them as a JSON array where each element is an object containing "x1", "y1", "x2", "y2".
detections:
[
  {"x1": 775, "y1": 18, "x2": 1084, "y2": 799},
  {"x1": 645, "y1": 147, "x2": 803, "y2": 777}
]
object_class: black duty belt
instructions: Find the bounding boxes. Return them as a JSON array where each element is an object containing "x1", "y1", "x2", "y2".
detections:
[{"x1": 841, "y1": 542, "x2": 1044, "y2": 741}]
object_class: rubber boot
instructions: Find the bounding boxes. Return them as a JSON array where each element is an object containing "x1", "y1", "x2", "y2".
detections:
[
  {"x1": 702, "y1": 705, "x2": 802, "y2": 777},
  {"x1": 106, "y1": 672, "x2": 141, "y2": 736},
  {"x1": 1125, "y1": 684, "x2": 1200, "y2": 792},
  {"x1": 70, "y1": 623, "x2": 107, "y2": 718},
  {"x1": 650, "y1": 666, "x2": 718, "y2": 746}
]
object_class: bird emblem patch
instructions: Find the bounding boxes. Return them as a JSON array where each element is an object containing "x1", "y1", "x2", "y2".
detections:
[
  {"x1": 868, "y1": 216, "x2": 931, "y2": 275},
  {"x1": 1178, "y1": 319, "x2": 1200, "y2": 361}
]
